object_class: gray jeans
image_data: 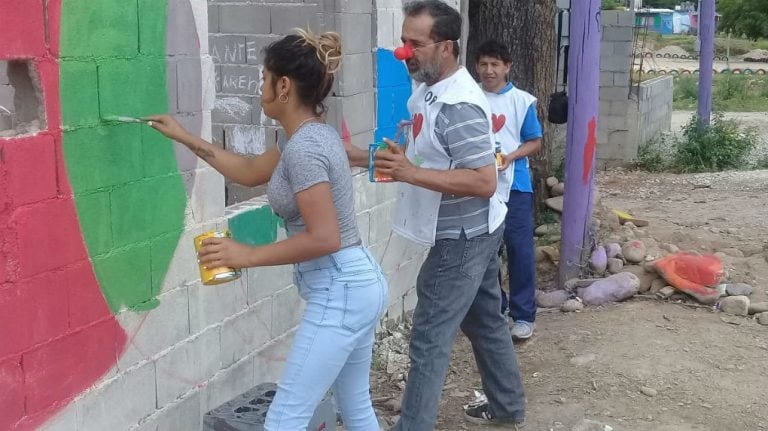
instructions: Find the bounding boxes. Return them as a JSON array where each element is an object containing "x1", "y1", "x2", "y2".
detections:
[{"x1": 393, "y1": 226, "x2": 526, "y2": 430}]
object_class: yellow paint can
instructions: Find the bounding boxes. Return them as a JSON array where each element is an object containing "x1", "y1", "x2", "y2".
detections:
[{"x1": 194, "y1": 230, "x2": 242, "y2": 286}]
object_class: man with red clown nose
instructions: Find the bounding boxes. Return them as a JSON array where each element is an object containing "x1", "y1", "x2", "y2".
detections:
[{"x1": 344, "y1": 1, "x2": 527, "y2": 429}]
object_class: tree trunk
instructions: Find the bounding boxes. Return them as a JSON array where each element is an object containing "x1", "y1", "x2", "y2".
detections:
[{"x1": 467, "y1": 0, "x2": 557, "y2": 222}]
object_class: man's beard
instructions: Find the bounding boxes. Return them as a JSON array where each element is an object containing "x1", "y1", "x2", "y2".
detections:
[{"x1": 409, "y1": 55, "x2": 441, "y2": 84}]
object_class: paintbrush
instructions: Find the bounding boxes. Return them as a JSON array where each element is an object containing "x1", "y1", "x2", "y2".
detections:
[{"x1": 102, "y1": 115, "x2": 150, "y2": 124}]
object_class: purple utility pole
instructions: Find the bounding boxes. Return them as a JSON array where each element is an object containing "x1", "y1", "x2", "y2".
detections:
[
  {"x1": 558, "y1": 0, "x2": 601, "y2": 286},
  {"x1": 697, "y1": 0, "x2": 715, "y2": 127}
]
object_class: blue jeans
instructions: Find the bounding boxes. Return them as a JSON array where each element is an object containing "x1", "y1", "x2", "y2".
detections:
[
  {"x1": 500, "y1": 191, "x2": 537, "y2": 322},
  {"x1": 265, "y1": 246, "x2": 388, "y2": 431},
  {"x1": 393, "y1": 227, "x2": 526, "y2": 430}
]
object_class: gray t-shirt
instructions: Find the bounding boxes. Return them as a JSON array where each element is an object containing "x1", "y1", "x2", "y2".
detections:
[
  {"x1": 434, "y1": 102, "x2": 495, "y2": 240},
  {"x1": 267, "y1": 123, "x2": 360, "y2": 248}
]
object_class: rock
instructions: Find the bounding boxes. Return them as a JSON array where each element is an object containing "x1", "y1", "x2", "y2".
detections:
[
  {"x1": 536, "y1": 245, "x2": 559, "y2": 264},
  {"x1": 649, "y1": 278, "x2": 667, "y2": 295},
  {"x1": 607, "y1": 257, "x2": 624, "y2": 274},
  {"x1": 551, "y1": 182, "x2": 565, "y2": 196},
  {"x1": 546, "y1": 176, "x2": 559, "y2": 188},
  {"x1": 536, "y1": 290, "x2": 570, "y2": 308},
  {"x1": 757, "y1": 312, "x2": 768, "y2": 326},
  {"x1": 719, "y1": 248, "x2": 744, "y2": 258},
  {"x1": 581, "y1": 272, "x2": 639, "y2": 305},
  {"x1": 590, "y1": 246, "x2": 608, "y2": 275},
  {"x1": 718, "y1": 296, "x2": 750, "y2": 316},
  {"x1": 738, "y1": 244, "x2": 763, "y2": 257},
  {"x1": 605, "y1": 243, "x2": 622, "y2": 259},
  {"x1": 572, "y1": 419, "x2": 614, "y2": 431},
  {"x1": 725, "y1": 283, "x2": 753, "y2": 296},
  {"x1": 561, "y1": 298, "x2": 584, "y2": 312},
  {"x1": 535, "y1": 223, "x2": 561, "y2": 236},
  {"x1": 622, "y1": 240, "x2": 647, "y2": 263},
  {"x1": 565, "y1": 278, "x2": 600, "y2": 291},
  {"x1": 748, "y1": 302, "x2": 768, "y2": 315},
  {"x1": 639, "y1": 386, "x2": 658, "y2": 397},
  {"x1": 569, "y1": 353, "x2": 596, "y2": 366},
  {"x1": 656, "y1": 286, "x2": 676, "y2": 299},
  {"x1": 621, "y1": 264, "x2": 657, "y2": 293},
  {"x1": 545, "y1": 196, "x2": 564, "y2": 213},
  {"x1": 662, "y1": 243, "x2": 680, "y2": 253}
]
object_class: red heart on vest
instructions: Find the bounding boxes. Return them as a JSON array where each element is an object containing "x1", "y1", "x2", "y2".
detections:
[
  {"x1": 412, "y1": 113, "x2": 424, "y2": 139},
  {"x1": 492, "y1": 113, "x2": 506, "y2": 134}
]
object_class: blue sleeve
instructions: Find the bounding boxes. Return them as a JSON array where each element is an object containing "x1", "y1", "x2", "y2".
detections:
[{"x1": 520, "y1": 102, "x2": 543, "y2": 142}]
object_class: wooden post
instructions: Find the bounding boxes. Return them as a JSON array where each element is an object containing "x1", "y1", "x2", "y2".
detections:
[
  {"x1": 697, "y1": 0, "x2": 715, "y2": 127},
  {"x1": 558, "y1": 0, "x2": 601, "y2": 286}
]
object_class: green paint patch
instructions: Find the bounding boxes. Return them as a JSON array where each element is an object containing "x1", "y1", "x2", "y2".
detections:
[
  {"x1": 93, "y1": 244, "x2": 152, "y2": 311},
  {"x1": 98, "y1": 58, "x2": 168, "y2": 119},
  {"x1": 230, "y1": 206, "x2": 282, "y2": 246},
  {"x1": 61, "y1": 0, "x2": 183, "y2": 313},
  {"x1": 73, "y1": 192, "x2": 112, "y2": 256},
  {"x1": 63, "y1": 125, "x2": 144, "y2": 192},
  {"x1": 60, "y1": 0, "x2": 139, "y2": 58},
  {"x1": 60, "y1": 60, "x2": 100, "y2": 127},
  {"x1": 111, "y1": 176, "x2": 186, "y2": 247}
]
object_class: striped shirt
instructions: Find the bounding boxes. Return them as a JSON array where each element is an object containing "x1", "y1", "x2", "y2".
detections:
[{"x1": 434, "y1": 102, "x2": 495, "y2": 240}]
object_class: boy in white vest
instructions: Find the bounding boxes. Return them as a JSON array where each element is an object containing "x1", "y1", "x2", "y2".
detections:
[
  {"x1": 476, "y1": 40, "x2": 543, "y2": 341},
  {"x1": 344, "y1": 2, "x2": 526, "y2": 429}
]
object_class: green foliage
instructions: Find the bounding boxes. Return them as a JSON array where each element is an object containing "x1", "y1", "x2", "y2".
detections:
[
  {"x1": 602, "y1": 0, "x2": 623, "y2": 9},
  {"x1": 672, "y1": 114, "x2": 758, "y2": 172},
  {"x1": 636, "y1": 136, "x2": 671, "y2": 172},
  {"x1": 718, "y1": 0, "x2": 768, "y2": 41},
  {"x1": 673, "y1": 74, "x2": 768, "y2": 112}
]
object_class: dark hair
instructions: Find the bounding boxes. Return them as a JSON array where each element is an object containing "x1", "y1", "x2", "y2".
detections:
[
  {"x1": 403, "y1": 0, "x2": 461, "y2": 59},
  {"x1": 263, "y1": 29, "x2": 342, "y2": 115},
  {"x1": 475, "y1": 39, "x2": 513, "y2": 64}
]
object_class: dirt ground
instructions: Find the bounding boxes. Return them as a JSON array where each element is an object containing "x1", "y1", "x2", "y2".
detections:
[{"x1": 371, "y1": 167, "x2": 768, "y2": 431}]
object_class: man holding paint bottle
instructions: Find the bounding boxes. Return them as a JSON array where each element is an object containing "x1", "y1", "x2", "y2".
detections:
[{"x1": 345, "y1": 1, "x2": 526, "y2": 429}]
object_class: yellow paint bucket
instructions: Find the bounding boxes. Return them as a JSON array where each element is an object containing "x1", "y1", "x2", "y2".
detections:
[{"x1": 194, "y1": 230, "x2": 242, "y2": 286}]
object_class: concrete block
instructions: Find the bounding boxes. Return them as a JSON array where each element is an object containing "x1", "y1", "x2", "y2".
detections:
[
  {"x1": 601, "y1": 10, "x2": 619, "y2": 27},
  {"x1": 219, "y1": 4, "x2": 271, "y2": 34},
  {"x1": 368, "y1": 202, "x2": 395, "y2": 245},
  {"x1": 208, "y1": 4, "x2": 219, "y2": 33},
  {"x1": 60, "y1": 1, "x2": 138, "y2": 57},
  {"x1": 380, "y1": 233, "x2": 427, "y2": 276},
  {"x1": 38, "y1": 404, "x2": 76, "y2": 431},
  {"x1": 357, "y1": 211, "x2": 371, "y2": 246},
  {"x1": 159, "y1": 223, "x2": 217, "y2": 291},
  {"x1": 613, "y1": 71, "x2": 630, "y2": 87},
  {"x1": 133, "y1": 391, "x2": 203, "y2": 431},
  {"x1": 337, "y1": 13, "x2": 372, "y2": 54},
  {"x1": 601, "y1": 55, "x2": 630, "y2": 73},
  {"x1": 178, "y1": 57, "x2": 204, "y2": 113},
  {"x1": 601, "y1": 115, "x2": 627, "y2": 131},
  {"x1": 110, "y1": 175, "x2": 186, "y2": 245},
  {"x1": 337, "y1": 0, "x2": 373, "y2": 13},
  {"x1": 59, "y1": 60, "x2": 99, "y2": 127},
  {"x1": 603, "y1": 26, "x2": 633, "y2": 42},
  {"x1": 246, "y1": 264, "x2": 293, "y2": 304},
  {"x1": 270, "y1": 5, "x2": 321, "y2": 34},
  {"x1": 600, "y1": 42, "x2": 614, "y2": 59},
  {"x1": 337, "y1": 52, "x2": 374, "y2": 97},
  {"x1": 210, "y1": 35, "x2": 247, "y2": 65},
  {"x1": 218, "y1": 65, "x2": 262, "y2": 96},
  {"x1": 202, "y1": 356, "x2": 256, "y2": 414},
  {"x1": 213, "y1": 96, "x2": 253, "y2": 124},
  {"x1": 617, "y1": 11, "x2": 636, "y2": 27},
  {"x1": 165, "y1": 0, "x2": 203, "y2": 56},
  {"x1": 600, "y1": 86, "x2": 629, "y2": 102},
  {"x1": 202, "y1": 56, "x2": 217, "y2": 111},
  {"x1": 376, "y1": 10, "x2": 397, "y2": 49},
  {"x1": 189, "y1": 278, "x2": 248, "y2": 334},
  {"x1": 271, "y1": 286, "x2": 303, "y2": 338},
  {"x1": 221, "y1": 299, "x2": 272, "y2": 367},
  {"x1": 156, "y1": 327, "x2": 221, "y2": 408},
  {"x1": 185, "y1": 168, "x2": 226, "y2": 223},
  {"x1": 174, "y1": 112, "x2": 206, "y2": 171},
  {"x1": 254, "y1": 330, "x2": 294, "y2": 383},
  {"x1": 62, "y1": 125, "x2": 143, "y2": 190},
  {"x1": 98, "y1": 59, "x2": 167, "y2": 118},
  {"x1": 116, "y1": 287, "x2": 190, "y2": 370},
  {"x1": 223, "y1": 124, "x2": 269, "y2": 155},
  {"x1": 613, "y1": 41, "x2": 633, "y2": 57},
  {"x1": 245, "y1": 36, "x2": 281, "y2": 65},
  {"x1": 75, "y1": 362, "x2": 156, "y2": 431},
  {"x1": 600, "y1": 71, "x2": 615, "y2": 87},
  {"x1": 334, "y1": 92, "x2": 375, "y2": 137},
  {"x1": 386, "y1": 256, "x2": 422, "y2": 302}
]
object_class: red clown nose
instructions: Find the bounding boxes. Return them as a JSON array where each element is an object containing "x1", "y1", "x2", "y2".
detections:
[{"x1": 394, "y1": 43, "x2": 414, "y2": 60}]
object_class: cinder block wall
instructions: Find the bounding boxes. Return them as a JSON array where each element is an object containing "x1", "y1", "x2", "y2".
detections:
[
  {"x1": 597, "y1": 10, "x2": 637, "y2": 166},
  {"x1": 631, "y1": 75, "x2": 673, "y2": 147}
]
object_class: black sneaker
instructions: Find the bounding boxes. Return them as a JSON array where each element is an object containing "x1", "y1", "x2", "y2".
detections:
[{"x1": 463, "y1": 402, "x2": 524, "y2": 429}]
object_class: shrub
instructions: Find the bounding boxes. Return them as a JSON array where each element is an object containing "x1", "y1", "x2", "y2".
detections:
[{"x1": 672, "y1": 114, "x2": 758, "y2": 172}]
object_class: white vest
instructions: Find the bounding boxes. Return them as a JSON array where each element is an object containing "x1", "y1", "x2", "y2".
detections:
[
  {"x1": 483, "y1": 85, "x2": 537, "y2": 202},
  {"x1": 392, "y1": 67, "x2": 507, "y2": 246}
]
